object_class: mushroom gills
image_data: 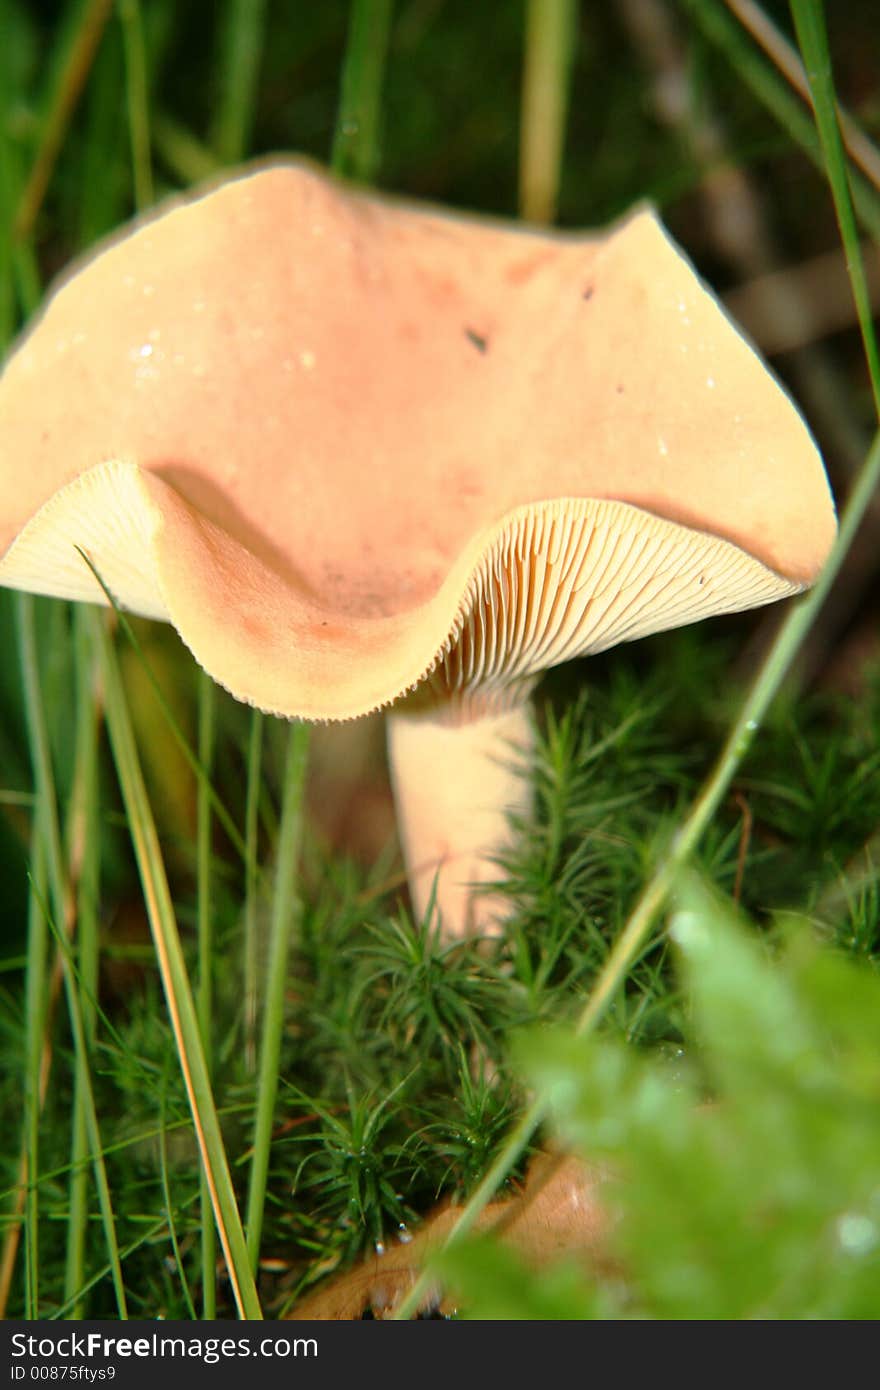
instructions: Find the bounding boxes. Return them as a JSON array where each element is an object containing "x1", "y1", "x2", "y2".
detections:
[
  {"x1": 431, "y1": 498, "x2": 802, "y2": 704},
  {"x1": 387, "y1": 498, "x2": 802, "y2": 936}
]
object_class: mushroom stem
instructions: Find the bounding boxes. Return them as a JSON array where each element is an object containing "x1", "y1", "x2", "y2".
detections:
[{"x1": 386, "y1": 699, "x2": 534, "y2": 938}]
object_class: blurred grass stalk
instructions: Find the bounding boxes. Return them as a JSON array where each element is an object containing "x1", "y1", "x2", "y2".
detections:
[
  {"x1": 682, "y1": 0, "x2": 880, "y2": 240},
  {"x1": 788, "y1": 2, "x2": 880, "y2": 413},
  {"x1": 211, "y1": 0, "x2": 268, "y2": 164},
  {"x1": 727, "y1": 0, "x2": 880, "y2": 195},
  {"x1": 196, "y1": 671, "x2": 217, "y2": 1317},
  {"x1": 519, "y1": 0, "x2": 577, "y2": 223},
  {"x1": 244, "y1": 723, "x2": 310, "y2": 1271},
  {"x1": 394, "y1": 0, "x2": 880, "y2": 1319},
  {"x1": 13, "y1": 595, "x2": 126, "y2": 1317},
  {"x1": 243, "y1": 710, "x2": 264, "y2": 1073},
  {"x1": 21, "y1": 831, "x2": 47, "y2": 1319},
  {"x1": 332, "y1": 0, "x2": 392, "y2": 183},
  {"x1": 13, "y1": 0, "x2": 114, "y2": 242},
  {"x1": 90, "y1": 606, "x2": 262, "y2": 1319},
  {"x1": 63, "y1": 608, "x2": 103, "y2": 1315},
  {"x1": 117, "y1": 0, "x2": 153, "y2": 210}
]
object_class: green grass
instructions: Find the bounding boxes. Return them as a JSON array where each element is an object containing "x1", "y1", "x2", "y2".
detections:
[{"x1": 1, "y1": 0, "x2": 879, "y2": 1320}]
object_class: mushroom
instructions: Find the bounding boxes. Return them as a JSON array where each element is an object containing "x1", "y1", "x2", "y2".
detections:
[{"x1": 0, "y1": 160, "x2": 836, "y2": 937}]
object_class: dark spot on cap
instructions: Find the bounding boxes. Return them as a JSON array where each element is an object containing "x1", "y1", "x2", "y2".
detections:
[
  {"x1": 464, "y1": 327, "x2": 488, "y2": 354},
  {"x1": 582, "y1": 285, "x2": 594, "y2": 301},
  {"x1": 615, "y1": 383, "x2": 625, "y2": 394}
]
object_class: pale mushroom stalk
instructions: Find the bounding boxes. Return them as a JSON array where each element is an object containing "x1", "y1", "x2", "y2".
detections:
[{"x1": 386, "y1": 693, "x2": 535, "y2": 937}]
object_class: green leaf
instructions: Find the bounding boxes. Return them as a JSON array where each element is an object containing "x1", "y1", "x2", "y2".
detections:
[
  {"x1": 517, "y1": 879, "x2": 880, "y2": 1318},
  {"x1": 432, "y1": 1233, "x2": 609, "y2": 1320}
]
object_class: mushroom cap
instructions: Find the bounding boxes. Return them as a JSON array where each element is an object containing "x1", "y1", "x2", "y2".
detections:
[{"x1": 0, "y1": 160, "x2": 836, "y2": 719}]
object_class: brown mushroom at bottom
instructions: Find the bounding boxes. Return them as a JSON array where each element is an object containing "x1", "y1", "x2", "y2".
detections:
[
  {"x1": 0, "y1": 160, "x2": 837, "y2": 937},
  {"x1": 285, "y1": 1149, "x2": 610, "y2": 1320}
]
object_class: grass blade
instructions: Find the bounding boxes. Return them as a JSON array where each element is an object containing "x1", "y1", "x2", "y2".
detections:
[
  {"x1": 211, "y1": 0, "x2": 268, "y2": 164},
  {"x1": 243, "y1": 710, "x2": 264, "y2": 1073},
  {"x1": 13, "y1": 0, "x2": 114, "y2": 240},
  {"x1": 79, "y1": 563, "x2": 247, "y2": 863},
  {"x1": 159, "y1": 1080, "x2": 198, "y2": 1321},
  {"x1": 89, "y1": 608, "x2": 262, "y2": 1320},
  {"x1": 245, "y1": 721, "x2": 310, "y2": 1270},
  {"x1": 681, "y1": 0, "x2": 880, "y2": 241},
  {"x1": 196, "y1": 669, "x2": 217, "y2": 1316},
  {"x1": 21, "y1": 833, "x2": 48, "y2": 1318},
  {"x1": 13, "y1": 597, "x2": 68, "y2": 1314},
  {"x1": 789, "y1": 0, "x2": 880, "y2": 417},
  {"x1": 519, "y1": 0, "x2": 577, "y2": 223},
  {"x1": 332, "y1": 0, "x2": 393, "y2": 182},
  {"x1": 117, "y1": 0, "x2": 153, "y2": 210},
  {"x1": 728, "y1": 0, "x2": 880, "y2": 195},
  {"x1": 39, "y1": 883, "x2": 128, "y2": 1317},
  {"x1": 14, "y1": 594, "x2": 124, "y2": 1317},
  {"x1": 63, "y1": 607, "x2": 103, "y2": 1315}
]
